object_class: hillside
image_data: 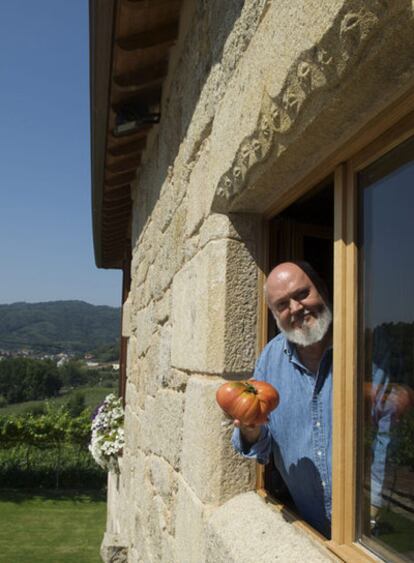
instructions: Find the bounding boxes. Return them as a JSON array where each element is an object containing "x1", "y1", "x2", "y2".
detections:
[{"x1": 0, "y1": 301, "x2": 120, "y2": 354}]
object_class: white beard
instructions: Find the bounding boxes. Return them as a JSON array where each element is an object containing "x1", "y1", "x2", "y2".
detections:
[{"x1": 275, "y1": 306, "x2": 332, "y2": 347}]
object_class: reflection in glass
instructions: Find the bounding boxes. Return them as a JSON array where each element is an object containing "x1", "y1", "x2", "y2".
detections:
[{"x1": 358, "y1": 136, "x2": 414, "y2": 561}]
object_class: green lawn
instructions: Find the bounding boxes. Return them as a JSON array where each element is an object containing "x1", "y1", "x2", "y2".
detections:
[
  {"x1": 0, "y1": 490, "x2": 107, "y2": 563},
  {"x1": 0, "y1": 386, "x2": 116, "y2": 415},
  {"x1": 376, "y1": 507, "x2": 414, "y2": 555}
]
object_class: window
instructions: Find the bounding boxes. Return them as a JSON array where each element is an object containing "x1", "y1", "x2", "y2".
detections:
[
  {"x1": 263, "y1": 180, "x2": 334, "y2": 522},
  {"x1": 257, "y1": 93, "x2": 414, "y2": 561},
  {"x1": 357, "y1": 136, "x2": 414, "y2": 561}
]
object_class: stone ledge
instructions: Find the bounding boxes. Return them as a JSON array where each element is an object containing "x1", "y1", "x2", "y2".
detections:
[{"x1": 205, "y1": 492, "x2": 336, "y2": 563}]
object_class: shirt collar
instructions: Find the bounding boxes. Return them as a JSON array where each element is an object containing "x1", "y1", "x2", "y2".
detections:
[
  {"x1": 282, "y1": 335, "x2": 333, "y2": 375},
  {"x1": 283, "y1": 337, "x2": 307, "y2": 371}
]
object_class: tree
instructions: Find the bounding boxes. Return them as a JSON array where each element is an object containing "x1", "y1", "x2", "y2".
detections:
[
  {"x1": 66, "y1": 392, "x2": 86, "y2": 417},
  {"x1": 60, "y1": 360, "x2": 88, "y2": 387},
  {"x1": 0, "y1": 358, "x2": 62, "y2": 404}
]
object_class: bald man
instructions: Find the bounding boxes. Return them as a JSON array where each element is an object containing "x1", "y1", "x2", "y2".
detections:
[{"x1": 232, "y1": 261, "x2": 333, "y2": 537}]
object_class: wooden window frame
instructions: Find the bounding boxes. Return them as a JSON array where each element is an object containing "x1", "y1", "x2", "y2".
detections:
[{"x1": 255, "y1": 89, "x2": 414, "y2": 562}]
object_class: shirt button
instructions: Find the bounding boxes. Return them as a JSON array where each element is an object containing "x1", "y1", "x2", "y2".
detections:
[
  {"x1": 322, "y1": 481, "x2": 326, "y2": 487},
  {"x1": 317, "y1": 450, "x2": 322, "y2": 457},
  {"x1": 315, "y1": 421, "x2": 321, "y2": 427}
]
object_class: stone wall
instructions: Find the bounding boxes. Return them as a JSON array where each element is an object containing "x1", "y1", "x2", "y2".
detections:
[{"x1": 101, "y1": 0, "x2": 414, "y2": 561}]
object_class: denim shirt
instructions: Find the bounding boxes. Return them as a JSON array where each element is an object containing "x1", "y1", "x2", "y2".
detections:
[{"x1": 232, "y1": 334, "x2": 333, "y2": 537}]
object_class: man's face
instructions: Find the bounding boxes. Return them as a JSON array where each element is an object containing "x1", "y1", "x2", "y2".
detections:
[{"x1": 266, "y1": 265, "x2": 331, "y2": 347}]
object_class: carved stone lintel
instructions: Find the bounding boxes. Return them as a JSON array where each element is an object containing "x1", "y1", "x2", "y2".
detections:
[
  {"x1": 213, "y1": 0, "x2": 394, "y2": 208},
  {"x1": 297, "y1": 61, "x2": 312, "y2": 91}
]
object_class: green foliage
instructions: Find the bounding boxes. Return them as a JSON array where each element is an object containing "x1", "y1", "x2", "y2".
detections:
[
  {"x1": 0, "y1": 386, "x2": 116, "y2": 416},
  {"x1": 83, "y1": 367, "x2": 118, "y2": 387},
  {"x1": 0, "y1": 300, "x2": 120, "y2": 354},
  {"x1": 0, "y1": 405, "x2": 71, "y2": 448},
  {"x1": 0, "y1": 447, "x2": 105, "y2": 489},
  {"x1": 66, "y1": 392, "x2": 86, "y2": 418},
  {"x1": 60, "y1": 360, "x2": 88, "y2": 387},
  {"x1": 0, "y1": 357, "x2": 62, "y2": 404},
  {"x1": 390, "y1": 410, "x2": 414, "y2": 470},
  {"x1": 376, "y1": 507, "x2": 414, "y2": 554},
  {"x1": 0, "y1": 406, "x2": 106, "y2": 490},
  {"x1": 0, "y1": 356, "x2": 118, "y2": 408},
  {"x1": 67, "y1": 409, "x2": 93, "y2": 449},
  {"x1": 89, "y1": 342, "x2": 119, "y2": 362}
]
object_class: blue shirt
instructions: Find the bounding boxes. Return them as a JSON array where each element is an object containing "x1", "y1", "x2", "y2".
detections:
[{"x1": 232, "y1": 334, "x2": 332, "y2": 537}]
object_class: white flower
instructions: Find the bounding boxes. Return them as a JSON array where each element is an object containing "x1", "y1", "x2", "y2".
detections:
[{"x1": 89, "y1": 394, "x2": 125, "y2": 473}]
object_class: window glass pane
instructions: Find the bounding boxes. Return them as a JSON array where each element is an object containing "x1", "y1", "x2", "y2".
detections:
[{"x1": 358, "y1": 136, "x2": 414, "y2": 561}]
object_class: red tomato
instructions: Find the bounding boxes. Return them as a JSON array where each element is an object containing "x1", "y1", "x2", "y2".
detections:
[{"x1": 216, "y1": 379, "x2": 279, "y2": 426}]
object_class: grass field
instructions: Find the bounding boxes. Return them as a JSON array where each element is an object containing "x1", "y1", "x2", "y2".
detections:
[
  {"x1": 0, "y1": 386, "x2": 116, "y2": 415},
  {"x1": 375, "y1": 507, "x2": 414, "y2": 555},
  {"x1": 0, "y1": 489, "x2": 107, "y2": 563}
]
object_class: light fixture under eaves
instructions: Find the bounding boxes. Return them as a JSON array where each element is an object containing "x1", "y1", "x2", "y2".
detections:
[{"x1": 113, "y1": 102, "x2": 160, "y2": 137}]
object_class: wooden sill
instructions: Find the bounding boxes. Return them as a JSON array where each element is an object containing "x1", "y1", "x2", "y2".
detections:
[{"x1": 327, "y1": 541, "x2": 383, "y2": 563}]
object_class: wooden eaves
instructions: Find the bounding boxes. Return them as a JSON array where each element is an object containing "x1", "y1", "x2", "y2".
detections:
[{"x1": 90, "y1": 0, "x2": 182, "y2": 269}]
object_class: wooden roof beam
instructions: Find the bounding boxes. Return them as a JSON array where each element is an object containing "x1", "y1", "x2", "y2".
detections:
[
  {"x1": 102, "y1": 240, "x2": 126, "y2": 248},
  {"x1": 104, "y1": 197, "x2": 131, "y2": 210},
  {"x1": 124, "y1": 0, "x2": 177, "y2": 6},
  {"x1": 102, "y1": 255, "x2": 123, "y2": 264},
  {"x1": 103, "y1": 237, "x2": 126, "y2": 245},
  {"x1": 111, "y1": 85, "x2": 162, "y2": 112},
  {"x1": 106, "y1": 155, "x2": 141, "y2": 174},
  {"x1": 103, "y1": 208, "x2": 130, "y2": 218},
  {"x1": 105, "y1": 183, "x2": 132, "y2": 193},
  {"x1": 103, "y1": 193, "x2": 131, "y2": 205},
  {"x1": 103, "y1": 186, "x2": 131, "y2": 201},
  {"x1": 113, "y1": 60, "x2": 168, "y2": 89},
  {"x1": 105, "y1": 171, "x2": 136, "y2": 187},
  {"x1": 117, "y1": 21, "x2": 178, "y2": 51},
  {"x1": 102, "y1": 207, "x2": 131, "y2": 218},
  {"x1": 102, "y1": 229, "x2": 126, "y2": 238},
  {"x1": 102, "y1": 228, "x2": 127, "y2": 237},
  {"x1": 108, "y1": 138, "x2": 147, "y2": 157},
  {"x1": 102, "y1": 216, "x2": 130, "y2": 226}
]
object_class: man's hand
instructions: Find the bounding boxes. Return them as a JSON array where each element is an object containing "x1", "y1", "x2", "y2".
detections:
[{"x1": 234, "y1": 419, "x2": 262, "y2": 445}]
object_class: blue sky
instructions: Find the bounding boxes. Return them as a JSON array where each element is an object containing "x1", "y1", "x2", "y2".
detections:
[
  {"x1": 363, "y1": 158, "x2": 414, "y2": 327},
  {"x1": 0, "y1": 1, "x2": 121, "y2": 307}
]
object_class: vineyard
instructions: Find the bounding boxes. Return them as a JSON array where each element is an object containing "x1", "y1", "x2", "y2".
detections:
[{"x1": 0, "y1": 405, "x2": 106, "y2": 489}]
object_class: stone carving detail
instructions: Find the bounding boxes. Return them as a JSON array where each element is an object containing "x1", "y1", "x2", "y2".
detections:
[
  {"x1": 260, "y1": 116, "x2": 272, "y2": 139},
  {"x1": 316, "y1": 47, "x2": 333, "y2": 67},
  {"x1": 214, "y1": 0, "x2": 396, "y2": 208},
  {"x1": 270, "y1": 105, "x2": 282, "y2": 130},
  {"x1": 297, "y1": 61, "x2": 312, "y2": 91},
  {"x1": 340, "y1": 12, "x2": 363, "y2": 60},
  {"x1": 240, "y1": 142, "x2": 252, "y2": 165},
  {"x1": 283, "y1": 90, "x2": 302, "y2": 117}
]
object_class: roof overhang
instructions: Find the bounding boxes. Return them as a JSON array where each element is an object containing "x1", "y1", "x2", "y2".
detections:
[{"x1": 90, "y1": 0, "x2": 182, "y2": 269}]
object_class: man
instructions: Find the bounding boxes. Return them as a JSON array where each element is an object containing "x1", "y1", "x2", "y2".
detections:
[{"x1": 231, "y1": 261, "x2": 333, "y2": 537}]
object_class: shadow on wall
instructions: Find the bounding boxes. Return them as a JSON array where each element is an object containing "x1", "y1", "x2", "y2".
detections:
[{"x1": 133, "y1": 0, "x2": 269, "y2": 240}]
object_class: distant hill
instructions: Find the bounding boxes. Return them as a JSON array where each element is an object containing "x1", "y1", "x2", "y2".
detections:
[{"x1": 0, "y1": 301, "x2": 121, "y2": 354}]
